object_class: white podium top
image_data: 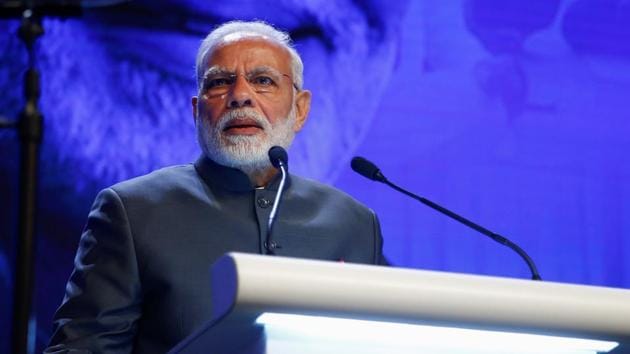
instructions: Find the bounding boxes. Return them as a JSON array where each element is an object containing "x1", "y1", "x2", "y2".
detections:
[
  {"x1": 171, "y1": 253, "x2": 630, "y2": 353},
  {"x1": 212, "y1": 253, "x2": 630, "y2": 342}
]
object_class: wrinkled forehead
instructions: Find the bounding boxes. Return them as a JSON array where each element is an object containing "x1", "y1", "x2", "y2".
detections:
[
  {"x1": 212, "y1": 33, "x2": 290, "y2": 56},
  {"x1": 205, "y1": 36, "x2": 292, "y2": 71}
]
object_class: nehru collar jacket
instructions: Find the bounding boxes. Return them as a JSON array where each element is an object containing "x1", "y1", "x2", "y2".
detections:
[{"x1": 46, "y1": 156, "x2": 386, "y2": 354}]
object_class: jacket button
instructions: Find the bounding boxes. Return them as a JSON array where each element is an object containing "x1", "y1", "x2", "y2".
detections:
[
  {"x1": 264, "y1": 241, "x2": 280, "y2": 250},
  {"x1": 257, "y1": 197, "x2": 271, "y2": 208}
]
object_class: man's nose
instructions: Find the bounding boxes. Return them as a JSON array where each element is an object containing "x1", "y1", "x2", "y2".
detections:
[{"x1": 226, "y1": 75, "x2": 254, "y2": 108}]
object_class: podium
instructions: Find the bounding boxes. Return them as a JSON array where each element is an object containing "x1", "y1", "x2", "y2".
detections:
[{"x1": 170, "y1": 253, "x2": 630, "y2": 354}]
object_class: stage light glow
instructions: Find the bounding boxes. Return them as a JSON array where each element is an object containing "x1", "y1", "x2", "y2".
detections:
[{"x1": 256, "y1": 313, "x2": 619, "y2": 354}]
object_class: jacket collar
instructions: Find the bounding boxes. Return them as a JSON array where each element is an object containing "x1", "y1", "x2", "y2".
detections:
[{"x1": 194, "y1": 155, "x2": 291, "y2": 193}]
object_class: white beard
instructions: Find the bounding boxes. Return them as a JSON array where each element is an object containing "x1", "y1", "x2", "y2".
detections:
[{"x1": 196, "y1": 105, "x2": 297, "y2": 176}]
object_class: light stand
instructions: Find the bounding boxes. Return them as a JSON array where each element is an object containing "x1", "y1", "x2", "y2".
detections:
[
  {"x1": 0, "y1": 2, "x2": 125, "y2": 353},
  {"x1": 0, "y1": 9, "x2": 45, "y2": 354}
]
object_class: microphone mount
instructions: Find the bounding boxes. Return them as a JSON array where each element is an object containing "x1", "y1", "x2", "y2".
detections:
[{"x1": 265, "y1": 146, "x2": 289, "y2": 255}]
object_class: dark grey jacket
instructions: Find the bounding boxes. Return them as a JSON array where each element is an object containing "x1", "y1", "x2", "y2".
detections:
[{"x1": 45, "y1": 156, "x2": 386, "y2": 353}]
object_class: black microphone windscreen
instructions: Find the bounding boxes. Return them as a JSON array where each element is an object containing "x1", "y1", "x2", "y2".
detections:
[
  {"x1": 268, "y1": 146, "x2": 288, "y2": 169},
  {"x1": 351, "y1": 156, "x2": 385, "y2": 182}
]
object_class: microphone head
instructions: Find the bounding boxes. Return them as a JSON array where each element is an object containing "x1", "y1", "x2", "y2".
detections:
[
  {"x1": 351, "y1": 156, "x2": 386, "y2": 182},
  {"x1": 268, "y1": 146, "x2": 288, "y2": 169}
]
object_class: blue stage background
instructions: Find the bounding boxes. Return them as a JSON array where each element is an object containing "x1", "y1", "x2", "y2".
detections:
[{"x1": 1, "y1": 0, "x2": 629, "y2": 352}]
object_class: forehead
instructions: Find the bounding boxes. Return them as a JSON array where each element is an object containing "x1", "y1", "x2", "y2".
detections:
[{"x1": 206, "y1": 37, "x2": 292, "y2": 72}]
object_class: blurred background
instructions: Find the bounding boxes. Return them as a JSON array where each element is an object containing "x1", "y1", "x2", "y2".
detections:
[{"x1": 1, "y1": 0, "x2": 629, "y2": 352}]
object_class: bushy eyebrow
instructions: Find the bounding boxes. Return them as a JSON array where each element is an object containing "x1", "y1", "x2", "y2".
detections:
[
  {"x1": 202, "y1": 65, "x2": 282, "y2": 80},
  {"x1": 247, "y1": 66, "x2": 283, "y2": 76},
  {"x1": 202, "y1": 66, "x2": 231, "y2": 81}
]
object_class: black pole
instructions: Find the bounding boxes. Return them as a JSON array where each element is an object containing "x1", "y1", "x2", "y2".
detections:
[
  {"x1": 11, "y1": 9, "x2": 44, "y2": 354},
  {"x1": 1, "y1": 4, "x2": 121, "y2": 352}
]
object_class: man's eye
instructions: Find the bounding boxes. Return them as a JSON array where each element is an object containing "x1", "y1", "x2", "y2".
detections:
[
  {"x1": 205, "y1": 77, "x2": 232, "y2": 89},
  {"x1": 251, "y1": 75, "x2": 276, "y2": 86}
]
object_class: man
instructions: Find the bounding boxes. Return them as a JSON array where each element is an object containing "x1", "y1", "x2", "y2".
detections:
[{"x1": 45, "y1": 21, "x2": 386, "y2": 353}]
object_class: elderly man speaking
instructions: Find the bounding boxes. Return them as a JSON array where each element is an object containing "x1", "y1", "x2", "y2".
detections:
[{"x1": 45, "y1": 21, "x2": 387, "y2": 353}]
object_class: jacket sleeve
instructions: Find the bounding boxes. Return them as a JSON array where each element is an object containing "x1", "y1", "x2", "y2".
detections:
[
  {"x1": 45, "y1": 188, "x2": 142, "y2": 354},
  {"x1": 370, "y1": 210, "x2": 390, "y2": 266}
]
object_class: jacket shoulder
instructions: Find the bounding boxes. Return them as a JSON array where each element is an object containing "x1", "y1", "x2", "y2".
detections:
[
  {"x1": 109, "y1": 163, "x2": 200, "y2": 197},
  {"x1": 290, "y1": 175, "x2": 374, "y2": 214}
]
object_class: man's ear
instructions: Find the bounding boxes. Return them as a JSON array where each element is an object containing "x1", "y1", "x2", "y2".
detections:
[
  {"x1": 191, "y1": 96, "x2": 199, "y2": 125},
  {"x1": 293, "y1": 89, "x2": 311, "y2": 132}
]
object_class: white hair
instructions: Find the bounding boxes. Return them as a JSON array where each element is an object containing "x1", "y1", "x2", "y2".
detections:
[{"x1": 195, "y1": 20, "x2": 304, "y2": 91}]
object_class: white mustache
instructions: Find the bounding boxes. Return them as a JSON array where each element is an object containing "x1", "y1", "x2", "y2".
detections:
[{"x1": 216, "y1": 108, "x2": 271, "y2": 132}]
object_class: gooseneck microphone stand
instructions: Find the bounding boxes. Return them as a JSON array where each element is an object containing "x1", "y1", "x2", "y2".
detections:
[{"x1": 351, "y1": 157, "x2": 542, "y2": 281}]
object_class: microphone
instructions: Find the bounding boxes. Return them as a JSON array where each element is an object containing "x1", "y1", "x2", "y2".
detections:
[
  {"x1": 351, "y1": 156, "x2": 542, "y2": 280},
  {"x1": 351, "y1": 156, "x2": 386, "y2": 182},
  {"x1": 269, "y1": 146, "x2": 288, "y2": 169},
  {"x1": 265, "y1": 146, "x2": 289, "y2": 254}
]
